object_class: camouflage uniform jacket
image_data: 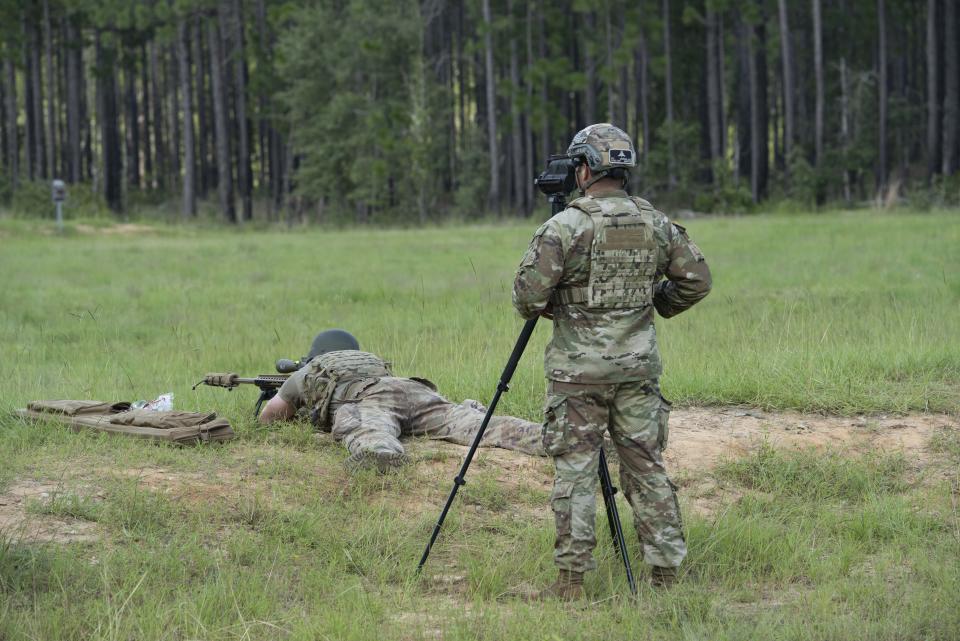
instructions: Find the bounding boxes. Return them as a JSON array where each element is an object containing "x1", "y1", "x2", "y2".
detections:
[{"x1": 512, "y1": 188, "x2": 712, "y2": 384}]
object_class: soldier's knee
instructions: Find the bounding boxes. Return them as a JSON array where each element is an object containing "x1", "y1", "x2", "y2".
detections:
[{"x1": 331, "y1": 405, "x2": 361, "y2": 438}]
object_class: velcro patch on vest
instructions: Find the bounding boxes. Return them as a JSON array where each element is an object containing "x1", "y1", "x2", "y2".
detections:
[{"x1": 597, "y1": 227, "x2": 651, "y2": 250}]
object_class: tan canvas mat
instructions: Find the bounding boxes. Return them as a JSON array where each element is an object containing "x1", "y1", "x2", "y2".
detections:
[{"x1": 14, "y1": 400, "x2": 235, "y2": 444}]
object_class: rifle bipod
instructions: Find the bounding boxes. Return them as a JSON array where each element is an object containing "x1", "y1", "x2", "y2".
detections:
[{"x1": 415, "y1": 317, "x2": 637, "y2": 596}]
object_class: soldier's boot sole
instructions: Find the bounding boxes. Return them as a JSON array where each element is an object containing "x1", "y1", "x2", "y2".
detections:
[{"x1": 345, "y1": 451, "x2": 410, "y2": 474}]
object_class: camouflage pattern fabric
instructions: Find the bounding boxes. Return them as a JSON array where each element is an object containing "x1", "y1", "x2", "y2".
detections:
[
  {"x1": 315, "y1": 376, "x2": 545, "y2": 458},
  {"x1": 512, "y1": 188, "x2": 712, "y2": 384},
  {"x1": 513, "y1": 186, "x2": 711, "y2": 574},
  {"x1": 545, "y1": 380, "x2": 684, "y2": 571}
]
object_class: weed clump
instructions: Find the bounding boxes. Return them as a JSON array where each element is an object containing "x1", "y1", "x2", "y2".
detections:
[{"x1": 716, "y1": 443, "x2": 909, "y2": 503}]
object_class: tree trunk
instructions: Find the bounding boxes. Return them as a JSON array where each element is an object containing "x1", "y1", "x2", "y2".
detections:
[
  {"x1": 177, "y1": 20, "x2": 196, "y2": 218},
  {"x1": 225, "y1": 0, "x2": 252, "y2": 220},
  {"x1": 508, "y1": 0, "x2": 524, "y2": 213},
  {"x1": 148, "y1": 42, "x2": 166, "y2": 190},
  {"x1": 165, "y1": 46, "x2": 181, "y2": 193},
  {"x1": 706, "y1": 8, "x2": 722, "y2": 170},
  {"x1": 942, "y1": 0, "x2": 958, "y2": 175},
  {"x1": 927, "y1": 0, "x2": 940, "y2": 179},
  {"x1": 481, "y1": 0, "x2": 499, "y2": 209},
  {"x1": 4, "y1": 60, "x2": 19, "y2": 187},
  {"x1": 140, "y1": 45, "x2": 153, "y2": 187},
  {"x1": 26, "y1": 18, "x2": 45, "y2": 179},
  {"x1": 604, "y1": 6, "x2": 617, "y2": 122},
  {"x1": 123, "y1": 54, "x2": 140, "y2": 188},
  {"x1": 718, "y1": 12, "x2": 728, "y2": 159},
  {"x1": 747, "y1": 20, "x2": 760, "y2": 201},
  {"x1": 736, "y1": 14, "x2": 752, "y2": 182},
  {"x1": 753, "y1": 5, "x2": 769, "y2": 200},
  {"x1": 42, "y1": 0, "x2": 57, "y2": 179},
  {"x1": 538, "y1": 1, "x2": 550, "y2": 163},
  {"x1": 584, "y1": 11, "x2": 597, "y2": 124},
  {"x1": 663, "y1": 0, "x2": 676, "y2": 188},
  {"x1": 877, "y1": 0, "x2": 888, "y2": 192},
  {"x1": 840, "y1": 57, "x2": 852, "y2": 202},
  {"x1": 777, "y1": 0, "x2": 794, "y2": 170},
  {"x1": 813, "y1": 0, "x2": 824, "y2": 169},
  {"x1": 457, "y1": 0, "x2": 467, "y2": 167},
  {"x1": 0, "y1": 66, "x2": 6, "y2": 174},
  {"x1": 208, "y1": 19, "x2": 236, "y2": 222},
  {"x1": 194, "y1": 22, "x2": 211, "y2": 197},
  {"x1": 637, "y1": 29, "x2": 650, "y2": 171},
  {"x1": 96, "y1": 32, "x2": 122, "y2": 213},
  {"x1": 524, "y1": 0, "x2": 535, "y2": 209},
  {"x1": 255, "y1": 0, "x2": 269, "y2": 192}
]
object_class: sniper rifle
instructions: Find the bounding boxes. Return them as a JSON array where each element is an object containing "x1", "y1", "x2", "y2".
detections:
[{"x1": 193, "y1": 372, "x2": 291, "y2": 418}]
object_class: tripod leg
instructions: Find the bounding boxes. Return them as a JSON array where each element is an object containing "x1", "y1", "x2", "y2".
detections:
[
  {"x1": 599, "y1": 449, "x2": 622, "y2": 556},
  {"x1": 598, "y1": 448, "x2": 637, "y2": 595},
  {"x1": 417, "y1": 318, "x2": 539, "y2": 573}
]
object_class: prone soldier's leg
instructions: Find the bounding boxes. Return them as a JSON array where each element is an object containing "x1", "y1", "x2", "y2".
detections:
[
  {"x1": 330, "y1": 381, "x2": 407, "y2": 470},
  {"x1": 543, "y1": 381, "x2": 612, "y2": 574},
  {"x1": 407, "y1": 384, "x2": 545, "y2": 456},
  {"x1": 608, "y1": 381, "x2": 686, "y2": 570}
]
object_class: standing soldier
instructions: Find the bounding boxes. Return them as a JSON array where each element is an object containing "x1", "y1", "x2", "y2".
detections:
[{"x1": 513, "y1": 124, "x2": 712, "y2": 599}]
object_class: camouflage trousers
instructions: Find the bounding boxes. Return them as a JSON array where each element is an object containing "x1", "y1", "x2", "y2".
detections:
[
  {"x1": 543, "y1": 379, "x2": 685, "y2": 572},
  {"x1": 327, "y1": 377, "x2": 545, "y2": 458}
]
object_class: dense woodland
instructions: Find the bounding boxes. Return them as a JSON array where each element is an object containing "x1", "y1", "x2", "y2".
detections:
[{"x1": 0, "y1": 0, "x2": 958, "y2": 223}]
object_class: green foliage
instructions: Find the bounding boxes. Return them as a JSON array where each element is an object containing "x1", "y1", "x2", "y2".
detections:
[
  {"x1": 8, "y1": 180, "x2": 111, "y2": 220},
  {"x1": 279, "y1": 0, "x2": 431, "y2": 222},
  {"x1": 693, "y1": 160, "x2": 754, "y2": 214}
]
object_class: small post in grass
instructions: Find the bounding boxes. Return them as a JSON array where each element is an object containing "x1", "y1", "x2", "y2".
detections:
[{"x1": 51, "y1": 179, "x2": 66, "y2": 233}]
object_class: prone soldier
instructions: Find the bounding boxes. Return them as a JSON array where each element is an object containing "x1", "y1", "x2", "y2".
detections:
[{"x1": 259, "y1": 329, "x2": 546, "y2": 471}]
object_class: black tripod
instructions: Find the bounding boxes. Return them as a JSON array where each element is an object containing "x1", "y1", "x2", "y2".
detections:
[{"x1": 416, "y1": 192, "x2": 637, "y2": 595}]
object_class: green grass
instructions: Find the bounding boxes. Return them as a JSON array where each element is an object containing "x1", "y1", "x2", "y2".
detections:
[
  {"x1": 0, "y1": 210, "x2": 958, "y2": 640},
  {"x1": 0, "y1": 210, "x2": 957, "y2": 418}
]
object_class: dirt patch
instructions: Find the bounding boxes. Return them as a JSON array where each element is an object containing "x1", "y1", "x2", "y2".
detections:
[
  {"x1": 3, "y1": 408, "x2": 955, "y2": 545},
  {"x1": 92, "y1": 466, "x2": 241, "y2": 504},
  {"x1": 400, "y1": 408, "x2": 958, "y2": 520},
  {"x1": 73, "y1": 223, "x2": 157, "y2": 236},
  {"x1": 665, "y1": 408, "x2": 955, "y2": 473},
  {"x1": 0, "y1": 480, "x2": 101, "y2": 543}
]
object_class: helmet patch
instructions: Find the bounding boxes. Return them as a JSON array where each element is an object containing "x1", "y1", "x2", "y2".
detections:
[{"x1": 609, "y1": 149, "x2": 634, "y2": 165}]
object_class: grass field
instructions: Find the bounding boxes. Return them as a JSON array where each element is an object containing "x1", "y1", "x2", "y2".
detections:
[{"x1": 1, "y1": 210, "x2": 959, "y2": 640}]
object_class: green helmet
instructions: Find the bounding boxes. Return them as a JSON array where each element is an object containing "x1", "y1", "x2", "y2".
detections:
[
  {"x1": 307, "y1": 329, "x2": 360, "y2": 360},
  {"x1": 566, "y1": 124, "x2": 636, "y2": 189}
]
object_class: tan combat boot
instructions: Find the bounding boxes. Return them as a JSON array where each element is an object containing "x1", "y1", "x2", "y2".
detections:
[
  {"x1": 650, "y1": 565, "x2": 678, "y2": 587},
  {"x1": 525, "y1": 569, "x2": 585, "y2": 602}
]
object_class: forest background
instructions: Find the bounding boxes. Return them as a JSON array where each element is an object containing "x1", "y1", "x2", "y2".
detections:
[{"x1": 1, "y1": 0, "x2": 959, "y2": 225}]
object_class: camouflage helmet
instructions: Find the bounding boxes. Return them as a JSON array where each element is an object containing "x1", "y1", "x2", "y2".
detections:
[
  {"x1": 566, "y1": 123, "x2": 636, "y2": 178},
  {"x1": 307, "y1": 329, "x2": 360, "y2": 360}
]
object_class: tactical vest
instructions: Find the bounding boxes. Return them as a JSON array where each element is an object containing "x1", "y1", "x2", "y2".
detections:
[
  {"x1": 551, "y1": 195, "x2": 659, "y2": 309},
  {"x1": 302, "y1": 350, "x2": 392, "y2": 427}
]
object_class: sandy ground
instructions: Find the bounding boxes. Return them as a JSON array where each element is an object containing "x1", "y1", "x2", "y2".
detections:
[{"x1": 2, "y1": 407, "x2": 956, "y2": 544}]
